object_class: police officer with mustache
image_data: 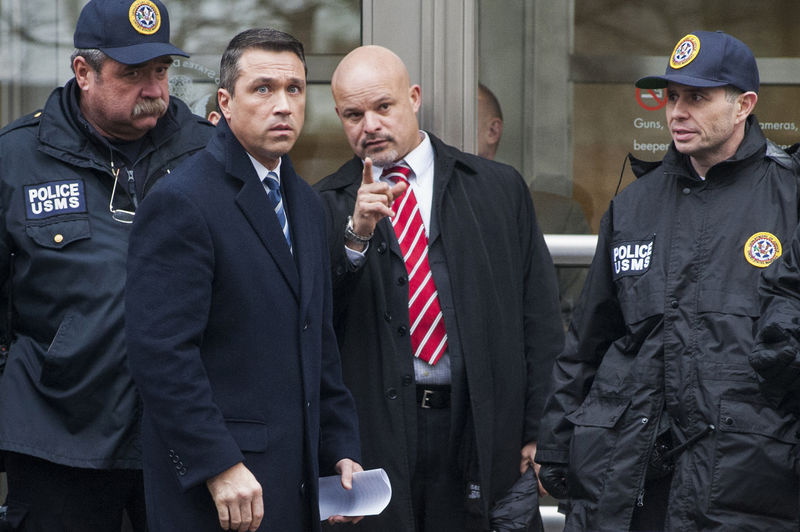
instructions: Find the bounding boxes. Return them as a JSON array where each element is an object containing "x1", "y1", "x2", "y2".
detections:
[{"x1": 0, "y1": 1, "x2": 213, "y2": 529}]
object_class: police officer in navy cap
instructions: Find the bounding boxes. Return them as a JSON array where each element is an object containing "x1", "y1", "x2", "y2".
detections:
[
  {"x1": 535, "y1": 31, "x2": 800, "y2": 531},
  {"x1": 0, "y1": 0, "x2": 213, "y2": 529}
]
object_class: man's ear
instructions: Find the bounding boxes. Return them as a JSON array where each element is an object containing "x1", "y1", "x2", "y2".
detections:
[
  {"x1": 218, "y1": 88, "x2": 232, "y2": 120},
  {"x1": 409, "y1": 84, "x2": 422, "y2": 114},
  {"x1": 73, "y1": 56, "x2": 94, "y2": 90},
  {"x1": 487, "y1": 117, "x2": 503, "y2": 145},
  {"x1": 736, "y1": 91, "x2": 758, "y2": 123}
]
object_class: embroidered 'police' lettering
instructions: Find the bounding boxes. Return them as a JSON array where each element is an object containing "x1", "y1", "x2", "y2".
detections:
[
  {"x1": 24, "y1": 180, "x2": 87, "y2": 220},
  {"x1": 611, "y1": 236, "x2": 654, "y2": 280}
]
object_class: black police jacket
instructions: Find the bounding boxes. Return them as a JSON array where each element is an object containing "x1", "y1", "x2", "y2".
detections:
[
  {"x1": 536, "y1": 116, "x2": 800, "y2": 531},
  {"x1": 0, "y1": 79, "x2": 213, "y2": 468}
]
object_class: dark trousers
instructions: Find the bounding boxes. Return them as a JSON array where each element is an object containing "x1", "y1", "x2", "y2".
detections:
[
  {"x1": 3, "y1": 451, "x2": 146, "y2": 532},
  {"x1": 411, "y1": 405, "x2": 465, "y2": 532}
]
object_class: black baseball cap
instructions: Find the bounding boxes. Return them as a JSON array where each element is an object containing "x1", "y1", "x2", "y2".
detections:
[
  {"x1": 74, "y1": 0, "x2": 188, "y2": 65},
  {"x1": 636, "y1": 31, "x2": 759, "y2": 94}
]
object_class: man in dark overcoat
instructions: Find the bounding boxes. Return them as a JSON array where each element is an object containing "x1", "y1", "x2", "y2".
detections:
[
  {"x1": 125, "y1": 28, "x2": 361, "y2": 532},
  {"x1": 314, "y1": 45, "x2": 563, "y2": 531}
]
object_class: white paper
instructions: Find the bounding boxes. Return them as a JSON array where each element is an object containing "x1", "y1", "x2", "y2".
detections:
[{"x1": 318, "y1": 468, "x2": 392, "y2": 520}]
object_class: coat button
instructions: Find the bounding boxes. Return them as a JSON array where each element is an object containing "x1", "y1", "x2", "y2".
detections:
[
  {"x1": 303, "y1": 321, "x2": 309, "y2": 331},
  {"x1": 397, "y1": 325, "x2": 407, "y2": 336},
  {"x1": 377, "y1": 242, "x2": 387, "y2": 254},
  {"x1": 386, "y1": 388, "x2": 398, "y2": 400},
  {"x1": 641, "y1": 417, "x2": 649, "y2": 424},
  {"x1": 723, "y1": 416, "x2": 734, "y2": 426},
  {"x1": 682, "y1": 187, "x2": 691, "y2": 195},
  {"x1": 671, "y1": 300, "x2": 678, "y2": 308},
  {"x1": 397, "y1": 276, "x2": 407, "y2": 286},
  {"x1": 335, "y1": 265, "x2": 345, "y2": 276},
  {"x1": 384, "y1": 311, "x2": 392, "y2": 322},
  {"x1": 299, "y1": 481, "x2": 306, "y2": 496},
  {"x1": 402, "y1": 375, "x2": 413, "y2": 386},
  {"x1": 53, "y1": 234, "x2": 64, "y2": 244}
]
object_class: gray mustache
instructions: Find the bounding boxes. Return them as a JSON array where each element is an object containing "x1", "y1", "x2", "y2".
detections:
[{"x1": 132, "y1": 99, "x2": 167, "y2": 119}]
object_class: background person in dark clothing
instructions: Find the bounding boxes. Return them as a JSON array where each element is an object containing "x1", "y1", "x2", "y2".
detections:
[
  {"x1": 315, "y1": 45, "x2": 563, "y2": 531},
  {"x1": 0, "y1": 0, "x2": 213, "y2": 530},
  {"x1": 536, "y1": 31, "x2": 800, "y2": 532}
]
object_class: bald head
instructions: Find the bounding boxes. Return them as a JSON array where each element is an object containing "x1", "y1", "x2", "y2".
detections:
[
  {"x1": 331, "y1": 45, "x2": 423, "y2": 167},
  {"x1": 332, "y1": 45, "x2": 410, "y2": 95},
  {"x1": 477, "y1": 83, "x2": 503, "y2": 160}
]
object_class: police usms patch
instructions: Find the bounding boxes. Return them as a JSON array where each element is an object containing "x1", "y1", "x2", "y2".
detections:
[
  {"x1": 744, "y1": 232, "x2": 781, "y2": 268},
  {"x1": 611, "y1": 236, "x2": 654, "y2": 280},
  {"x1": 24, "y1": 180, "x2": 87, "y2": 220},
  {"x1": 129, "y1": 0, "x2": 161, "y2": 35}
]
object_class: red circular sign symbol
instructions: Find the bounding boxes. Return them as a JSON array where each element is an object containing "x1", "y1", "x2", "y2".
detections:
[{"x1": 635, "y1": 88, "x2": 667, "y2": 111}]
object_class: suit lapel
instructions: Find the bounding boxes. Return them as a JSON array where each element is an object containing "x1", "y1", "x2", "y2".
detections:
[
  {"x1": 428, "y1": 137, "x2": 454, "y2": 245},
  {"x1": 222, "y1": 123, "x2": 300, "y2": 299},
  {"x1": 280, "y1": 157, "x2": 314, "y2": 313},
  {"x1": 381, "y1": 216, "x2": 403, "y2": 261}
]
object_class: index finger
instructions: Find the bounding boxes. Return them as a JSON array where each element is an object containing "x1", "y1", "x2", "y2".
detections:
[{"x1": 361, "y1": 157, "x2": 374, "y2": 186}]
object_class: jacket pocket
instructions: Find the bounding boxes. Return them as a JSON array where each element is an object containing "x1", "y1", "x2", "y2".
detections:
[
  {"x1": 697, "y1": 288, "x2": 758, "y2": 318},
  {"x1": 40, "y1": 312, "x2": 84, "y2": 389},
  {"x1": 566, "y1": 395, "x2": 630, "y2": 502},
  {"x1": 618, "y1": 286, "x2": 662, "y2": 322},
  {"x1": 709, "y1": 398, "x2": 799, "y2": 519},
  {"x1": 25, "y1": 217, "x2": 91, "y2": 249},
  {"x1": 226, "y1": 419, "x2": 269, "y2": 453}
]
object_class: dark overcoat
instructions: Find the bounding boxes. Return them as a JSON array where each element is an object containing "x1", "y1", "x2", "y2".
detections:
[
  {"x1": 314, "y1": 133, "x2": 563, "y2": 531},
  {"x1": 125, "y1": 119, "x2": 360, "y2": 532}
]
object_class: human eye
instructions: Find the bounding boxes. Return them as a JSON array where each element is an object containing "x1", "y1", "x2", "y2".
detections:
[
  {"x1": 344, "y1": 111, "x2": 362, "y2": 122},
  {"x1": 256, "y1": 85, "x2": 269, "y2": 94}
]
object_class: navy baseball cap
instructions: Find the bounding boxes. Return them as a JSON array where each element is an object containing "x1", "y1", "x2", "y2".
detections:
[
  {"x1": 636, "y1": 31, "x2": 759, "y2": 94},
  {"x1": 74, "y1": 0, "x2": 188, "y2": 65}
]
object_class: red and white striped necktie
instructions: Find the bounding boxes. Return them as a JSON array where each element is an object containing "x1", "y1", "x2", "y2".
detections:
[{"x1": 384, "y1": 164, "x2": 448, "y2": 365}]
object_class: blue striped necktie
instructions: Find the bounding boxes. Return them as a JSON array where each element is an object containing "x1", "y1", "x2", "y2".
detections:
[{"x1": 265, "y1": 171, "x2": 292, "y2": 253}]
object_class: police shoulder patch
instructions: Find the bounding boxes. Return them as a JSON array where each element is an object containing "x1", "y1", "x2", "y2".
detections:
[
  {"x1": 670, "y1": 34, "x2": 701, "y2": 70},
  {"x1": 129, "y1": 0, "x2": 161, "y2": 35},
  {"x1": 744, "y1": 232, "x2": 781, "y2": 268},
  {"x1": 24, "y1": 180, "x2": 87, "y2": 220},
  {"x1": 611, "y1": 235, "x2": 655, "y2": 280}
]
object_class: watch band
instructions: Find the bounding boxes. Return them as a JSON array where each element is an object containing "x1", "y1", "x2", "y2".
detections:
[{"x1": 344, "y1": 215, "x2": 373, "y2": 244}]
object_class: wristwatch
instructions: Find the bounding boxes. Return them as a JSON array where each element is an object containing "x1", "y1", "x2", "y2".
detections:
[{"x1": 344, "y1": 216, "x2": 373, "y2": 244}]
